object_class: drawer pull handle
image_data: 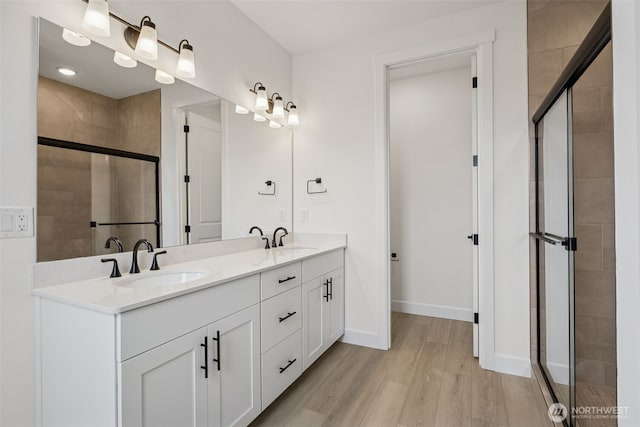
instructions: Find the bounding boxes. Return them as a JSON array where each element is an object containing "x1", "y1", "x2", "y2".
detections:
[
  {"x1": 279, "y1": 358, "x2": 297, "y2": 373},
  {"x1": 278, "y1": 311, "x2": 297, "y2": 323},
  {"x1": 200, "y1": 336, "x2": 208, "y2": 378},
  {"x1": 323, "y1": 279, "x2": 329, "y2": 302},
  {"x1": 328, "y1": 277, "x2": 333, "y2": 300},
  {"x1": 212, "y1": 330, "x2": 221, "y2": 371},
  {"x1": 278, "y1": 275, "x2": 297, "y2": 284}
]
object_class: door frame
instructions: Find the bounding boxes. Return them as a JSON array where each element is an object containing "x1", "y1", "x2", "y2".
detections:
[{"x1": 374, "y1": 31, "x2": 496, "y2": 370}]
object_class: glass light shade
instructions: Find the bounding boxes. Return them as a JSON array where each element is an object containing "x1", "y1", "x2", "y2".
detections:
[
  {"x1": 135, "y1": 23, "x2": 158, "y2": 60},
  {"x1": 57, "y1": 67, "x2": 77, "y2": 76},
  {"x1": 272, "y1": 97, "x2": 285, "y2": 119},
  {"x1": 155, "y1": 69, "x2": 175, "y2": 85},
  {"x1": 253, "y1": 113, "x2": 266, "y2": 122},
  {"x1": 235, "y1": 105, "x2": 249, "y2": 114},
  {"x1": 82, "y1": 0, "x2": 110, "y2": 37},
  {"x1": 269, "y1": 120, "x2": 282, "y2": 129},
  {"x1": 62, "y1": 28, "x2": 91, "y2": 47},
  {"x1": 176, "y1": 46, "x2": 196, "y2": 78},
  {"x1": 287, "y1": 106, "x2": 299, "y2": 126},
  {"x1": 255, "y1": 87, "x2": 268, "y2": 111},
  {"x1": 113, "y1": 51, "x2": 137, "y2": 68}
]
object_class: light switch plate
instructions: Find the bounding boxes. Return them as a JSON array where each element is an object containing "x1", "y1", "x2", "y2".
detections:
[{"x1": 0, "y1": 207, "x2": 34, "y2": 238}]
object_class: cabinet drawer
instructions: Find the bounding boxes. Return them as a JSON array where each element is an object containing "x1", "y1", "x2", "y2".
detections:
[
  {"x1": 261, "y1": 262, "x2": 302, "y2": 300},
  {"x1": 261, "y1": 330, "x2": 302, "y2": 410},
  {"x1": 261, "y1": 286, "x2": 301, "y2": 352},
  {"x1": 117, "y1": 274, "x2": 259, "y2": 361},
  {"x1": 301, "y1": 250, "x2": 343, "y2": 282}
]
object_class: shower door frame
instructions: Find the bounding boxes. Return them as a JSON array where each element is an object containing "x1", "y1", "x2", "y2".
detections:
[{"x1": 531, "y1": 4, "x2": 612, "y2": 426}]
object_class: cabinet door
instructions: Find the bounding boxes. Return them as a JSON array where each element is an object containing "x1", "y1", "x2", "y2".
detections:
[
  {"x1": 326, "y1": 268, "x2": 345, "y2": 344},
  {"x1": 208, "y1": 304, "x2": 261, "y2": 427},
  {"x1": 302, "y1": 276, "x2": 328, "y2": 370},
  {"x1": 119, "y1": 327, "x2": 208, "y2": 427}
]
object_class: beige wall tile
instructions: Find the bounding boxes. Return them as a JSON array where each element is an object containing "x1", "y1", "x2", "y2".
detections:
[
  {"x1": 575, "y1": 357, "x2": 605, "y2": 386},
  {"x1": 573, "y1": 178, "x2": 615, "y2": 224},
  {"x1": 574, "y1": 224, "x2": 603, "y2": 271},
  {"x1": 602, "y1": 224, "x2": 615, "y2": 272},
  {"x1": 573, "y1": 132, "x2": 614, "y2": 179},
  {"x1": 575, "y1": 314, "x2": 616, "y2": 363},
  {"x1": 574, "y1": 270, "x2": 615, "y2": 318},
  {"x1": 528, "y1": 49, "x2": 565, "y2": 96}
]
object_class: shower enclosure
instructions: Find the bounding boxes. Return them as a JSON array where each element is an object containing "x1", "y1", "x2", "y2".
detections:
[{"x1": 532, "y1": 4, "x2": 616, "y2": 426}]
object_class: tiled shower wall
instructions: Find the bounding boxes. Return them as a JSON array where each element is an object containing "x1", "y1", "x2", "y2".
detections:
[{"x1": 37, "y1": 77, "x2": 160, "y2": 261}]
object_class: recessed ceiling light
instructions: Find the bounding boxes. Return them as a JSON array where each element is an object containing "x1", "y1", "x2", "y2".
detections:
[
  {"x1": 62, "y1": 28, "x2": 91, "y2": 47},
  {"x1": 57, "y1": 67, "x2": 77, "y2": 76}
]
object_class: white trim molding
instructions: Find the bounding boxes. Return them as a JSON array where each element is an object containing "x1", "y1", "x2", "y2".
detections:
[
  {"x1": 374, "y1": 31, "x2": 496, "y2": 368},
  {"x1": 391, "y1": 300, "x2": 473, "y2": 322},
  {"x1": 494, "y1": 354, "x2": 532, "y2": 378},
  {"x1": 340, "y1": 328, "x2": 385, "y2": 349}
]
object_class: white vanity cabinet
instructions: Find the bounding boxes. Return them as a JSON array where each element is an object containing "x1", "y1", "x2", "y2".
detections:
[{"x1": 301, "y1": 251, "x2": 345, "y2": 370}]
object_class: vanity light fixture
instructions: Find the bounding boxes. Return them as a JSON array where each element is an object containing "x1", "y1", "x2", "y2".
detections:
[
  {"x1": 269, "y1": 120, "x2": 282, "y2": 129},
  {"x1": 155, "y1": 69, "x2": 175, "y2": 85},
  {"x1": 271, "y1": 93, "x2": 285, "y2": 119},
  {"x1": 113, "y1": 51, "x2": 137, "y2": 68},
  {"x1": 57, "y1": 67, "x2": 77, "y2": 76},
  {"x1": 254, "y1": 113, "x2": 266, "y2": 122},
  {"x1": 235, "y1": 105, "x2": 250, "y2": 114},
  {"x1": 285, "y1": 102, "x2": 299, "y2": 126},
  {"x1": 134, "y1": 16, "x2": 158, "y2": 60},
  {"x1": 176, "y1": 39, "x2": 196, "y2": 78},
  {"x1": 252, "y1": 83, "x2": 269, "y2": 111},
  {"x1": 82, "y1": 0, "x2": 110, "y2": 37},
  {"x1": 62, "y1": 28, "x2": 91, "y2": 47}
]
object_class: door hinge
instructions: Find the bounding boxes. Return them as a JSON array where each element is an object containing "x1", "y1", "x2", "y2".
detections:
[
  {"x1": 474, "y1": 312, "x2": 479, "y2": 324},
  {"x1": 472, "y1": 77, "x2": 478, "y2": 88},
  {"x1": 184, "y1": 175, "x2": 190, "y2": 183},
  {"x1": 472, "y1": 234, "x2": 478, "y2": 245},
  {"x1": 185, "y1": 225, "x2": 191, "y2": 233},
  {"x1": 564, "y1": 237, "x2": 577, "y2": 252},
  {"x1": 184, "y1": 125, "x2": 190, "y2": 133},
  {"x1": 473, "y1": 155, "x2": 478, "y2": 167}
]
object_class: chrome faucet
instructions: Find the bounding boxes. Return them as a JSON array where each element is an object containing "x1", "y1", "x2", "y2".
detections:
[
  {"x1": 104, "y1": 236, "x2": 123, "y2": 252},
  {"x1": 272, "y1": 227, "x2": 288, "y2": 247},
  {"x1": 130, "y1": 239, "x2": 154, "y2": 274}
]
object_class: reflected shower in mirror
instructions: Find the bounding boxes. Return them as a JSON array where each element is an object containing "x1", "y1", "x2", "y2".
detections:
[{"x1": 37, "y1": 18, "x2": 292, "y2": 262}]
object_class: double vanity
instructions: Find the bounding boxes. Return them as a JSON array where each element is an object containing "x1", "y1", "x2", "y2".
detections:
[{"x1": 33, "y1": 234, "x2": 346, "y2": 427}]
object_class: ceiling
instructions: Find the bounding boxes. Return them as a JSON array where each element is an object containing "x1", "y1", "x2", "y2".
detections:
[{"x1": 230, "y1": 0, "x2": 500, "y2": 55}]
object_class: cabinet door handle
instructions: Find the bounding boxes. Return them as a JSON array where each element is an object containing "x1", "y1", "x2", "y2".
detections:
[
  {"x1": 323, "y1": 280, "x2": 329, "y2": 302},
  {"x1": 200, "y1": 336, "x2": 208, "y2": 378},
  {"x1": 278, "y1": 275, "x2": 297, "y2": 284},
  {"x1": 328, "y1": 277, "x2": 333, "y2": 300},
  {"x1": 278, "y1": 311, "x2": 297, "y2": 323},
  {"x1": 279, "y1": 358, "x2": 297, "y2": 373},
  {"x1": 212, "y1": 330, "x2": 221, "y2": 371}
]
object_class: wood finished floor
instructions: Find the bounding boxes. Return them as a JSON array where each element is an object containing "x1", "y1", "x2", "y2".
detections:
[{"x1": 251, "y1": 312, "x2": 552, "y2": 427}]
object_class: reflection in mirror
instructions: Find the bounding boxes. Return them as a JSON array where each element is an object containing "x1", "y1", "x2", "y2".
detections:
[{"x1": 37, "y1": 18, "x2": 292, "y2": 262}]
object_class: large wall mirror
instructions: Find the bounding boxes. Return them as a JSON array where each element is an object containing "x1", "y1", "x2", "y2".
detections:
[{"x1": 37, "y1": 18, "x2": 293, "y2": 262}]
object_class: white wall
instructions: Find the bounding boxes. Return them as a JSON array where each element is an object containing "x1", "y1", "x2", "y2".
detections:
[
  {"x1": 292, "y1": 0, "x2": 530, "y2": 371},
  {"x1": 389, "y1": 66, "x2": 473, "y2": 320},
  {"x1": 611, "y1": 0, "x2": 640, "y2": 424},
  {"x1": 0, "y1": 1, "x2": 291, "y2": 425}
]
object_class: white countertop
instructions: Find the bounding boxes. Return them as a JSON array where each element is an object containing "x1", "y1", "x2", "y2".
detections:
[{"x1": 32, "y1": 242, "x2": 345, "y2": 314}]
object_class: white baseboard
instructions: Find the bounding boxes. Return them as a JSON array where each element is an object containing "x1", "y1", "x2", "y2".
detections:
[
  {"x1": 493, "y1": 353, "x2": 531, "y2": 378},
  {"x1": 391, "y1": 299, "x2": 473, "y2": 322},
  {"x1": 546, "y1": 362, "x2": 569, "y2": 385},
  {"x1": 340, "y1": 328, "x2": 387, "y2": 350}
]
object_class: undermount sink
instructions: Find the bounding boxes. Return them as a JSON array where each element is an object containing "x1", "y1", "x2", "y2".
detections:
[{"x1": 119, "y1": 271, "x2": 208, "y2": 289}]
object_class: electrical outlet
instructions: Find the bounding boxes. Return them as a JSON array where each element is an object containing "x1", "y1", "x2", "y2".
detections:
[
  {"x1": 0, "y1": 207, "x2": 33, "y2": 238},
  {"x1": 301, "y1": 208, "x2": 309, "y2": 222}
]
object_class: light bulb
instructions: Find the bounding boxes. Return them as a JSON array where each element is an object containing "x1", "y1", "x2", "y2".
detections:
[
  {"x1": 57, "y1": 67, "x2": 77, "y2": 76},
  {"x1": 255, "y1": 85, "x2": 268, "y2": 111},
  {"x1": 155, "y1": 69, "x2": 175, "y2": 85},
  {"x1": 114, "y1": 51, "x2": 137, "y2": 68},
  {"x1": 82, "y1": 0, "x2": 110, "y2": 37},
  {"x1": 176, "y1": 41, "x2": 196, "y2": 78},
  {"x1": 254, "y1": 113, "x2": 266, "y2": 122},
  {"x1": 62, "y1": 28, "x2": 91, "y2": 47},
  {"x1": 235, "y1": 105, "x2": 249, "y2": 114},
  {"x1": 287, "y1": 105, "x2": 299, "y2": 126},
  {"x1": 272, "y1": 95, "x2": 285, "y2": 119},
  {"x1": 135, "y1": 17, "x2": 158, "y2": 60},
  {"x1": 269, "y1": 120, "x2": 282, "y2": 129}
]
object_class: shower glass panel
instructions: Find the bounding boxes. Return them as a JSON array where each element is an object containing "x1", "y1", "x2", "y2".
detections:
[{"x1": 536, "y1": 90, "x2": 574, "y2": 416}]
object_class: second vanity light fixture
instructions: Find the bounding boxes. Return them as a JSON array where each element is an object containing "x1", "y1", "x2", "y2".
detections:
[
  {"x1": 249, "y1": 82, "x2": 300, "y2": 127},
  {"x1": 78, "y1": 0, "x2": 196, "y2": 83}
]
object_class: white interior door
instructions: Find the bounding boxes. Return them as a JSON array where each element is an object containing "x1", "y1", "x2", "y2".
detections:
[
  {"x1": 471, "y1": 56, "x2": 480, "y2": 358},
  {"x1": 187, "y1": 112, "x2": 222, "y2": 244}
]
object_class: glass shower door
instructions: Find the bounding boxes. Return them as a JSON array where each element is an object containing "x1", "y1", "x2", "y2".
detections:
[{"x1": 535, "y1": 90, "x2": 575, "y2": 424}]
